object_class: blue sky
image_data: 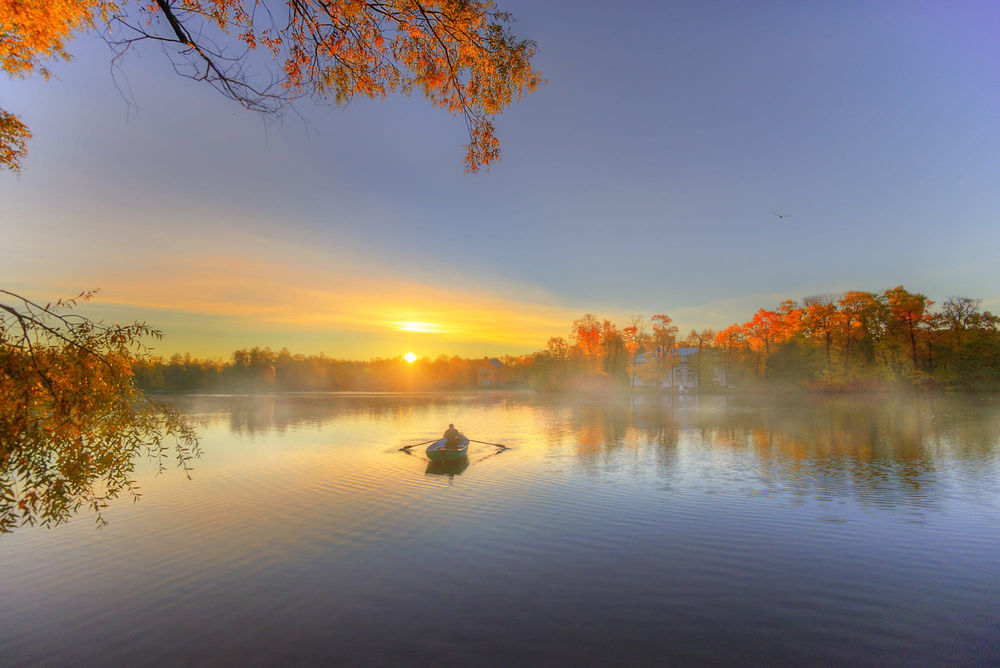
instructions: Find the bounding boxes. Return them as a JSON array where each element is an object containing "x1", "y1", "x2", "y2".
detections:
[{"x1": 2, "y1": 0, "x2": 999, "y2": 358}]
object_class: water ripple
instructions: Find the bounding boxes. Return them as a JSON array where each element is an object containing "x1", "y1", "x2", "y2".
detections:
[{"x1": 3, "y1": 392, "x2": 1000, "y2": 665}]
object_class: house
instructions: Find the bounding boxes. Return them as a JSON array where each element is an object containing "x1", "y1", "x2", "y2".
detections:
[
  {"x1": 631, "y1": 347, "x2": 726, "y2": 389},
  {"x1": 476, "y1": 358, "x2": 503, "y2": 386}
]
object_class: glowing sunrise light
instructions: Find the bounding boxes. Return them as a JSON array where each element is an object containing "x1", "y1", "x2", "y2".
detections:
[
  {"x1": 396, "y1": 321, "x2": 442, "y2": 333},
  {"x1": 404, "y1": 352, "x2": 417, "y2": 363}
]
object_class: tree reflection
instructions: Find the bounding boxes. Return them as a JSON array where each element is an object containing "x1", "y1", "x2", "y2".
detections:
[
  {"x1": 551, "y1": 394, "x2": 1000, "y2": 510},
  {"x1": 161, "y1": 392, "x2": 999, "y2": 514},
  {"x1": 166, "y1": 392, "x2": 489, "y2": 437}
]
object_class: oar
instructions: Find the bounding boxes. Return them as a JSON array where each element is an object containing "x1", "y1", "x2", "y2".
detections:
[
  {"x1": 469, "y1": 439, "x2": 510, "y2": 450},
  {"x1": 399, "y1": 438, "x2": 437, "y2": 452},
  {"x1": 473, "y1": 447, "x2": 511, "y2": 463}
]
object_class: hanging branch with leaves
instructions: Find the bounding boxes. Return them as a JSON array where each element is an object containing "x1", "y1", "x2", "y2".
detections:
[
  {"x1": 1, "y1": 0, "x2": 542, "y2": 173},
  {"x1": 0, "y1": 289, "x2": 200, "y2": 532}
]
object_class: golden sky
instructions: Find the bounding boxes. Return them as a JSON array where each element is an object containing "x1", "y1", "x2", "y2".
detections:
[{"x1": 3, "y1": 212, "x2": 582, "y2": 358}]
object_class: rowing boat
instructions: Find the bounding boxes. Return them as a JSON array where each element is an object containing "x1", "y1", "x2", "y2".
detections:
[{"x1": 426, "y1": 435, "x2": 469, "y2": 461}]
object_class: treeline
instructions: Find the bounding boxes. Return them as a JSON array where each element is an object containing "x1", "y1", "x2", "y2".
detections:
[
  {"x1": 132, "y1": 349, "x2": 533, "y2": 392},
  {"x1": 132, "y1": 285, "x2": 1000, "y2": 393},
  {"x1": 530, "y1": 286, "x2": 1000, "y2": 392}
]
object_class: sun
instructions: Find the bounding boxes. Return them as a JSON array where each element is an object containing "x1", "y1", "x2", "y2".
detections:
[
  {"x1": 404, "y1": 352, "x2": 417, "y2": 363},
  {"x1": 396, "y1": 321, "x2": 442, "y2": 333}
]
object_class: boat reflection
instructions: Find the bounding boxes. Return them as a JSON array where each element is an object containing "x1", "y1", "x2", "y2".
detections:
[{"x1": 425, "y1": 457, "x2": 469, "y2": 477}]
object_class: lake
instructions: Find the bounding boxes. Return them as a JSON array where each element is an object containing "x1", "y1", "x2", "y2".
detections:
[{"x1": 2, "y1": 392, "x2": 999, "y2": 665}]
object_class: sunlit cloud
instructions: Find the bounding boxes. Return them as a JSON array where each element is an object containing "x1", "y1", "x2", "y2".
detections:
[
  {"x1": 2, "y1": 215, "x2": 666, "y2": 357},
  {"x1": 42, "y1": 245, "x2": 584, "y2": 355},
  {"x1": 395, "y1": 321, "x2": 444, "y2": 333}
]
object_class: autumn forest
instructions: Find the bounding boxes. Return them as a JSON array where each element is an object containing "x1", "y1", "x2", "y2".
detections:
[{"x1": 132, "y1": 285, "x2": 1000, "y2": 393}]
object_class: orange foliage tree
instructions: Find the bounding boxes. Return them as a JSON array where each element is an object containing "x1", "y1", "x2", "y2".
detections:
[
  {"x1": 646, "y1": 313, "x2": 678, "y2": 385},
  {"x1": 801, "y1": 295, "x2": 838, "y2": 368},
  {"x1": 522, "y1": 286, "x2": 1000, "y2": 391},
  {"x1": 775, "y1": 299, "x2": 802, "y2": 342},
  {"x1": 621, "y1": 317, "x2": 647, "y2": 386},
  {"x1": 0, "y1": 0, "x2": 542, "y2": 173},
  {"x1": 713, "y1": 324, "x2": 744, "y2": 386},
  {"x1": 743, "y1": 308, "x2": 780, "y2": 373},
  {"x1": 0, "y1": 290, "x2": 199, "y2": 531},
  {"x1": 837, "y1": 291, "x2": 878, "y2": 371},
  {"x1": 571, "y1": 313, "x2": 601, "y2": 373},
  {"x1": 1, "y1": 0, "x2": 102, "y2": 172},
  {"x1": 883, "y1": 285, "x2": 932, "y2": 371}
]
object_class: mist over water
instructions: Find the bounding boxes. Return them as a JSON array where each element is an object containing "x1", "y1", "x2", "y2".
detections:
[{"x1": 2, "y1": 392, "x2": 999, "y2": 665}]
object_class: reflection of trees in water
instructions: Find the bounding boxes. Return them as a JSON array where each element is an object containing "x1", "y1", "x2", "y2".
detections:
[
  {"x1": 166, "y1": 392, "x2": 998, "y2": 509},
  {"x1": 167, "y1": 393, "x2": 499, "y2": 437},
  {"x1": 543, "y1": 393, "x2": 1000, "y2": 508},
  {"x1": 534, "y1": 396, "x2": 682, "y2": 478}
]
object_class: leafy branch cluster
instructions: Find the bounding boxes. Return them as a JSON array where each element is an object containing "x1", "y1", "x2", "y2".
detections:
[
  {"x1": 0, "y1": 289, "x2": 199, "y2": 532},
  {"x1": 1, "y1": 0, "x2": 542, "y2": 173}
]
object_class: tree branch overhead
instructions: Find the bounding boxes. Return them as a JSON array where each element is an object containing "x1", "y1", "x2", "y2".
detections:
[{"x1": 1, "y1": 0, "x2": 543, "y2": 173}]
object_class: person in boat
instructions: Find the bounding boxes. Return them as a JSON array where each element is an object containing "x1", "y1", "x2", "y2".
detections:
[{"x1": 442, "y1": 424, "x2": 461, "y2": 449}]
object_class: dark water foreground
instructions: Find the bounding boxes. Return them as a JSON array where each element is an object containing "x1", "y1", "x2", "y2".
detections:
[{"x1": 2, "y1": 392, "x2": 999, "y2": 666}]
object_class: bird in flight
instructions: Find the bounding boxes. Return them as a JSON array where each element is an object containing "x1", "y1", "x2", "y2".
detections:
[{"x1": 771, "y1": 212, "x2": 791, "y2": 220}]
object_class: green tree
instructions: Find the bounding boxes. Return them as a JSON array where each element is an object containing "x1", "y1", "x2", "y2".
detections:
[
  {"x1": 599, "y1": 319, "x2": 627, "y2": 380},
  {"x1": 941, "y1": 296, "x2": 981, "y2": 348}
]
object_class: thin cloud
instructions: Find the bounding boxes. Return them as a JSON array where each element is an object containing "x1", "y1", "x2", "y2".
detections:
[{"x1": 84, "y1": 251, "x2": 577, "y2": 350}]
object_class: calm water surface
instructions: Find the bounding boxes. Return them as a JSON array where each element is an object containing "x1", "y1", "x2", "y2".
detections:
[{"x1": 3, "y1": 392, "x2": 1000, "y2": 665}]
